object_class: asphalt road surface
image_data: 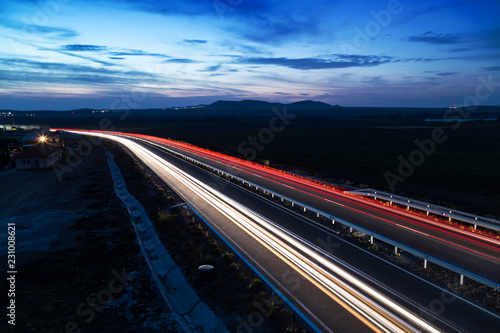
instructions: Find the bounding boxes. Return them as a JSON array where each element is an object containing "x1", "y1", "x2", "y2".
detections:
[{"x1": 69, "y1": 130, "x2": 500, "y2": 333}]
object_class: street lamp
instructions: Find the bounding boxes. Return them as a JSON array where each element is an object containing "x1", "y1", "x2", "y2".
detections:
[{"x1": 40, "y1": 135, "x2": 46, "y2": 142}]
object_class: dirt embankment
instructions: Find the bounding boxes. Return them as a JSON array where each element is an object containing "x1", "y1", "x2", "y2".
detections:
[{"x1": 0, "y1": 145, "x2": 170, "y2": 332}]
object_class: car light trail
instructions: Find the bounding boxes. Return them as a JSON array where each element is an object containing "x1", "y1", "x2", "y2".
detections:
[
  {"x1": 74, "y1": 130, "x2": 441, "y2": 333},
  {"x1": 107, "y1": 131, "x2": 500, "y2": 260},
  {"x1": 107, "y1": 132, "x2": 500, "y2": 242},
  {"x1": 120, "y1": 132, "x2": 500, "y2": 251}
]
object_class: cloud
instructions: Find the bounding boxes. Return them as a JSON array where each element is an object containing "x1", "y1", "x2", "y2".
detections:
[
  {"x1": 26, "y1": 25, "x2": 78, "y2": 39},
  {"x1": 422, "y1": 71, "x2": 461, "y2": 77},
  {"x1": 202, "y1": 64, "x2": 223, "y2": 72},
  {"x1": 233, "y1": 54, "x2": 392, "y2": 70},
  {"x1": 436, "y1": 72, "x2": 460, "y2": 76},
  {"x1": 164, "y1": 58, "x2": 199, "y2": 63},
  {"x1": 1, "y1": 19, "x2": 78, "y2": 39},
  {"x1": 0, "y1": 58, "x2": 161, "y2": 86},
  {"x1": 60, "y1": 44, "x2": 170, "y2": 60},
  {"x1": 1, "y1": 58, "x2": 117, "y2": 75},
  {"x1": 63, "y1": 44, "x2": 108, "y2": 52},
  {"x1": 216, "y1": 40, "x2": 270, "y2": 56},
  {"x1": 107, "y1": 49, "x2": 169, "y2": 58},
  {"x1": 0, "y1": 69, "x2": 148, "y2": 86},
  {"x1": 12, "y1": 39, "x2": 115, "y2": 66},
  {"x1": 36, "y1": 46, "x2": 115, "y2": 66},
  {"x1": 214, "y1": 0, "x2": 335, "y2": 44},
  {"x1": 182, "y1": 39, "x2": 207, "y2": 44},
  {"x1": 407, "y1": 32, "x2": 462, "y2": 44},
  {"x1": 449, "y1": 47, "x2": 471, "y2": 52}
]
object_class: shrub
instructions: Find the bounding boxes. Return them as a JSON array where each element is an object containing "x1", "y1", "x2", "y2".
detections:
[
  {"x1": 157, "y1": 209, "x2": 178, "y2": 224},
  {"x1": 204, "y1": 255, "x2": 213, "y2": 265}
]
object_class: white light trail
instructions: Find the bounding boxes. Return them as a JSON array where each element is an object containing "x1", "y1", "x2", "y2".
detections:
[{"x1": 75, "y1": 131, "x2": 441, "y2": 333}]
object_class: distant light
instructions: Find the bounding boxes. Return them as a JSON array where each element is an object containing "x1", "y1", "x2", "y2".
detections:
[{"x1": 40, "y1": 136, "x2": 46, "y2": 142}]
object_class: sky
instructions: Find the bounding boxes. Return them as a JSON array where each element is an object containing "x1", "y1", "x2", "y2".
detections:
[{"x1": 1, "y1": 0, "x2": 500, "y2": 110}]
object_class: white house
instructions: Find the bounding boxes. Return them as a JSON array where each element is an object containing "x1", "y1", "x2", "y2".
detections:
[{"x1": 15, "y1": 143, "x2": 63, "y2": 170}]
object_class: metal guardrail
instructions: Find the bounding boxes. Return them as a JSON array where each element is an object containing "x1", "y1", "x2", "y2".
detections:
[
  {"x1": 129, "y1": 135, "x2": 500, "y2": 291},
  {"x1": 184, "y1": 202, "x2": 323, "y2": 333},
  {"x1": 98, "y1": 134, "x2": 322, "y2": 332},
  {"x1": 346, "y1": 189, "x2": 500, "y2": 233}
]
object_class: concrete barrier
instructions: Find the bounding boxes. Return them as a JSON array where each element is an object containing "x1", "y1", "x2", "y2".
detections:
[{"x1": 105, "y1": 149, "x2": 228, "y2": 332}]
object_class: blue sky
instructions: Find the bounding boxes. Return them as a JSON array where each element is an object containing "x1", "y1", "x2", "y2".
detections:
[{"x1": 1, "y1": 0, "x2": 499, "y2": 110}]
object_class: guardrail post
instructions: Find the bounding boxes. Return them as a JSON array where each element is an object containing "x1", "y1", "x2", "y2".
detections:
[{"x1": 162, "y1": 150, "x2": 500, "y2": 292}]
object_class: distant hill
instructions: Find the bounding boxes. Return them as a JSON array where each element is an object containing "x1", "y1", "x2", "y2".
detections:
[
  {"x1": 287, "y1": 100, "x2": 340, "y2": 111},
  {"x1": 204, "y1": 99, "x2": 339, "y2": 115},
  {"x1": 207, "y1": 100, "x2": 277, "y2": 110}
]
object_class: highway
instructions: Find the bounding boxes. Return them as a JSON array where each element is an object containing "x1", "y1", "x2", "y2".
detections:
[
  {"x1": 70, "y1": 130, "x2": 500, "y2": 332},
  {"x1": 120, "y1": 132, "x2": 500, "y2": 285}
]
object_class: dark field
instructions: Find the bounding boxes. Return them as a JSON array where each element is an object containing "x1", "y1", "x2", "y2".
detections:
[{"x1": 43, "y1": 115, "x2": 500, "y2": 217}]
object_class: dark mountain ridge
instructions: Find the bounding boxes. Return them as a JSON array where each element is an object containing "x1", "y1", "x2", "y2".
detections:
[{"x1": 1, "y1": 100, "x2": 499, "y2": 120}]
